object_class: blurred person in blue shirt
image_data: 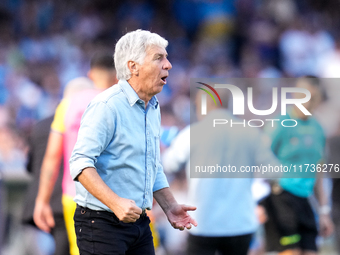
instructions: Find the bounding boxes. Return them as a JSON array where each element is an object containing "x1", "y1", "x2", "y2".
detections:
[
  {"x1": 69, "y1": 29, "x2": 197, "y2": 255},
  {"x1": 162, "y1": 88, "x2": 279, "y2": 255}
]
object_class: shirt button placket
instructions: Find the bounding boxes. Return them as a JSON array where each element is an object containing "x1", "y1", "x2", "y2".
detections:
[{"x1": 146, "y1": 120, "x2": 151, "y2": 206}]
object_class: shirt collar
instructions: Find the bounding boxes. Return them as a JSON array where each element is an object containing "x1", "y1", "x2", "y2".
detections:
[
  {"x1": 149, "y1": 96, "x2": 159, "y2": 109},
  {"x1": 119, "y1": 79, "x2": 159, "y2": 109}
]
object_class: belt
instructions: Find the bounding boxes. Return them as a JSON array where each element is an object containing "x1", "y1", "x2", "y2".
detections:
[{"x1": 77, "y1": 205, "x2": 147, "y2": 218}]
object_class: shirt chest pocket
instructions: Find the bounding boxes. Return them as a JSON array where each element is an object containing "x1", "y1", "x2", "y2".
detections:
[{"x1": 154, "y1": 135, "x2": 160, "y2": 167}]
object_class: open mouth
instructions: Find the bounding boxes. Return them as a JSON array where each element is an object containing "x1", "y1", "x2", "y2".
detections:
[{"x1": 161, "y1": 76, "x2": 168, "y2": 84}]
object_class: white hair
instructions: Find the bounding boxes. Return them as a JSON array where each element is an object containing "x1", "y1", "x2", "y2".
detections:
[
  {"x1": 63, "y1": 77, "x2": 94, "y2": 99},
  {"x1": 114, "y1": 29, "x2": 168, "y2": 80}
]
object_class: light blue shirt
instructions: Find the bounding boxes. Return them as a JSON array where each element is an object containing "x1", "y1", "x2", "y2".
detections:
[
  {"x1": 70, "y1": 80, "x2": 169, "y2": 211},
  {"x1": 163, "y1": 109, "x2": 280, "y2": 236}
]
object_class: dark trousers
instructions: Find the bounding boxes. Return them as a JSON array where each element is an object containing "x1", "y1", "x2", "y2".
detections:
[
  {"x1": 260, "y1": 190, "x2": 317, "y2": 252},
  {"x1": 332, "y1": 203, "x2": 340, "y2": 254},
  {"x1": 74, "y1": 206, "x2": 155, "y2": 255},
  {"x1": 187, "y1": 233, "x2": 253, "y2": 255}
]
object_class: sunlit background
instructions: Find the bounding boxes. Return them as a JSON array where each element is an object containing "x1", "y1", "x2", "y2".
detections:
[{"x1": 0, "y1": 0, "x2": 340, "y2": 254}]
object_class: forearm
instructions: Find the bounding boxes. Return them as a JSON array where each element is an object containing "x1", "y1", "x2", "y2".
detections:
[
  {"x1": 36, "y1": 132, "x2": 63, "y2": 203},
  {"x1": 314, "y1": 175, "x2": 328, "y2": 206},
  {"x1": 36, "y1": 155, "x2": 61, "y2": 203},
  {"x1": 77, "y1": 167, "x2": 122, "y2": 211},
  {"x1": 315, "y1": 175, "x2": 333, "y2": 236},
  {"x1": 153, "y1": 187, "x2": 178, "y2": 214}
]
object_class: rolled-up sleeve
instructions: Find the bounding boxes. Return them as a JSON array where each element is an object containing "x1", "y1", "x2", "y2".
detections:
[
  {"x1": 153, "y1": 164, "x2": 169, "y2": 192},
  {"x1": 70, "y1": 101, "x2": 116, "y2": 180}
]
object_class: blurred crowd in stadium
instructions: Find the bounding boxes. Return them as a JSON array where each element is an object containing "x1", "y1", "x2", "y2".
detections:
[{"x1": 1, "y1": 0, "x2": 340, "y2": 254}]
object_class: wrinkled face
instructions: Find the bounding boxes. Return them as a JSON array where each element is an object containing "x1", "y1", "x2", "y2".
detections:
[{"x1": 136, "y1": 45, "x2": 172, "y2": 96}]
